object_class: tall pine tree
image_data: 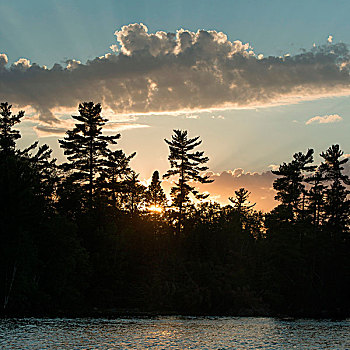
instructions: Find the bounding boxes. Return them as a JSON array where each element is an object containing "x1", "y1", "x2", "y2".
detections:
[
  {"x1": 102, "y1": 149, "x2": 136, "y2": 207},
  {"x1": 59, "y1": 102, "x2": 120, "y2": 208},
  {"x1": 272, "y1": 149, "x2": 316, "y2": 221},
  {"x1": 0, "y1": 102, "x2": 24, "y2": 155},
  {"x1": 164, "y1": 130, "x2": 213, "y2": 234},
  {"x1": 319, "y1": 144, "x2": 350, "y2": 231},
  {"x1": 145, "y1": 170, "x2": 167, "y2": 209}
]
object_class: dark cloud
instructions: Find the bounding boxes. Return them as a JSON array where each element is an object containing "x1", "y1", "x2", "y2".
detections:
[{"x1": 1, "y1": 23, "x2": 350, "y2": 122}]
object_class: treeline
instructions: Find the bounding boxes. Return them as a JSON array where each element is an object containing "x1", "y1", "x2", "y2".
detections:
[{"x1": 1, "y1": 101, "x2": 349, "y2": 317}]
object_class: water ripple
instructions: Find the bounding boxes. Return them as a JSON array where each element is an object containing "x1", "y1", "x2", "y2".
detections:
[{"x1": 0, "y1": 317, "x2": 349, "y2": 349}]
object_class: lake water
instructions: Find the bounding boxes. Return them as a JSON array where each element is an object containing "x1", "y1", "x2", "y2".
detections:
[{"x1": 0, "y1": 317, "x2": 349, "y2": 349}]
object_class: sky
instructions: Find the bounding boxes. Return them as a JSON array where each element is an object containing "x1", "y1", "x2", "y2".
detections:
[{"x1": 1, "y1": 0, "x2": 350, "y2": 211}]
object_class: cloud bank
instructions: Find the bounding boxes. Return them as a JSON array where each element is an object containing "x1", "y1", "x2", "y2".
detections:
[
  {"x1": 306, "y1": 114, "x2": 343, "y2": 125},
  {"x1": 2, "y1": 23, "x2": 350, "y2": 123}
]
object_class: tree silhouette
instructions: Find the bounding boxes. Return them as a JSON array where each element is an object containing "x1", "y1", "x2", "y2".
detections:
[
  {"x1": 305, "y1": 169, "x2": 326, "y2": 227},
  {"x1": 319, "y1": 145, "x2": 350, "y2": 231},
  {"x1": 102, "y1": 149, "x2": 136, "y2": 207},
  {"x1": 122, "y1": 171, "x2": 146, "y2": 216},
  {"x1": 229, "y1": 188, "x2": 255, "y2": 216},
  {"x1": 272, "y1": 149, "x2": 316, "y2": 221},
  {"x1": 145, "y1": 170, "x2": 167, "y2": 209},
  {"x1": 2, "y1": 101, "x2": 350, "y2": 318},
  {"x1": 0, "y1": 102, "x2": 24, "y2": 154},
  {"x1": 59, "y1": 102, "x2": 120, "y2": 208},
  {"x1": 164, "y1": 130, "x2": 213, "y2": 235}
]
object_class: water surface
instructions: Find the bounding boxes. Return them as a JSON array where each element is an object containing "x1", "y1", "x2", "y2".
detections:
[{"x1": 1, "y1": 317, "x2": 349, "y2": 349}]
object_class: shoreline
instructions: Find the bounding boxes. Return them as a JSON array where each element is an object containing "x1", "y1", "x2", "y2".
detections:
[{"x1": 1, "y1": 308, "x2": 349, "y2": 320}]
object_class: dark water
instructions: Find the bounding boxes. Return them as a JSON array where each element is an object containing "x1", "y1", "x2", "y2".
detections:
[{"x1": 0, "y1": 317, "x2": 349, "y2": 349}]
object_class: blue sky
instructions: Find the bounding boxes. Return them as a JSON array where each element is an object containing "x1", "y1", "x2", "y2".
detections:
[
  {"x1": 2, "y1": 0, "x2": 350, "y2": 65},
  {"x1": 1, "y1": 0, "x2": 350, "y2": 210}
]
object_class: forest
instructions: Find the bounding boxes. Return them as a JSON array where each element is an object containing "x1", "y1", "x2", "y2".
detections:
[{"x1": 1, "y1": 101, "x2": 349, "y2": 318}]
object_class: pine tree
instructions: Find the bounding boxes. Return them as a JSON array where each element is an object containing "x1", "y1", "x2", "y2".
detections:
[
  {"x1": 228, "y1": 188, "x2": 259, "y2": 238},
  {"x1": 229, "y1": 188, "x2": 256, "y2": 216},
  {"x1": 59, "y1": 102, "x2": 120, "y2": 208},
  {"x1": 0, "y1": 102, "x2": 24, "y2": 154},
  {"x1": 102, "y1": 149, "x2": 136, "y2": 207},
  {"x1": 145, "y1": 170, "x2": 167, "y2": 210},
  {"x1": 305, "y1": 169, "x2": 326, "y2": 227},
  {"x1": 0, "y1": 102, "x2": 57, "y2": 204},
  {"x1": 319, "y1": 145, "x2": 350, "y2": 231},
  {"x1": 0, "y1": 103, "x2": 58, "y2": 311},
  {"x1": 272, "y1": 149, "x2": 316, "y2": 221},
  {"x1": 163, "y1": 130, "x2": 213, "y2": 234},
  {"x1": 122, "y1": 171, "x2": 146, "y2": 216}
]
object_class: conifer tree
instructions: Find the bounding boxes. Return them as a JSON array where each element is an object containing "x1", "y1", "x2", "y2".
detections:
[
  {"x1": 229, "y1": 188, "x2": 255, "y2": 216},
  {"x1": 59, "y1": 102, "x2": 120, "y2": 208},
  {"x1": 0, "y1": 102, "x2": 24, "y2": 154},
  {"x1": 272, "y1": 149, "x2": 316, "y2": 221},
  {"x1": 319, "y1": 144, "x2": 350, "y2": 230},
  {"x1": 0, "y1": 102, "x2": 57, "y2": 203},
  {"x1": 0, "y1": 103, "x2": 58, "y2": 311},
  {"x1": 305, "y1": 169, "x2": 326, "y2": 227},
  {"x1": 102, "y1": 149, "x2": 136, "y2": 207},
  {"x1": 145, "y1": 170, "x2": 167, "y2": 209},
  {"x1": 228, "y1": 187, "x2": 258, "y2": 236},
  {"x1": 163, "y1": 130, "x2": 213, "y2": 234},
  {"x1": 122, "y1": 171, "x2": 146, "y2": 216}
]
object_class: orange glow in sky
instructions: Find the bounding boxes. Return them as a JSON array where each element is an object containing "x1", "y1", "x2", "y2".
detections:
[{"x1": 148, "y1": 205, "x2": 163, "y2": 213}]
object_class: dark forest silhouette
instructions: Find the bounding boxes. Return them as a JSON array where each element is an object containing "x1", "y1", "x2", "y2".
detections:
[{"x1": 1, "y1": 101, "x2": 349, "y2": 317}]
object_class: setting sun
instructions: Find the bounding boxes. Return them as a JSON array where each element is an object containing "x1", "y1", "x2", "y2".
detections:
[{"x1": 148, "y1": 205, "x2": 163, "y2": 213}]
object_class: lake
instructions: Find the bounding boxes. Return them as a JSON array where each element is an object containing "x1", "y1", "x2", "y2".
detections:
[{"x1": 1, "y1": 317, "x2": 349, "y2": 349}]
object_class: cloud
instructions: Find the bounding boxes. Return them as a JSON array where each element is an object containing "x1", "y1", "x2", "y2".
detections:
[
  {"x1": 109, "y1": 44, "x2": 119, "y2": 53},
  {"x1": 33, "y1": 125, "x2": 67, "y2": 138},
  {"x1": 305, "y1": 114, "x2": 343, "y2": 125},
  {"x1": 31, "y1": 116, "x2": 149, "y2": 138},
  {"x1": 185, "y1": 114, "x2": 199, "y2": 119},
  {"x1": 268, "y1": 164, "x2": 280, "y2": 171},
  {"x1": 0, "y1": 53, "x2": 8, "y2": 67},
  {"x1": 13, "y1": 58, "x2": 31, "y2": 69},
  {"x1": 66, "y1": 59, "x2": 82, "y2": 70},
  {"x1": 103, "y1": 122, "x2": 150, "y2": 132},
  {"x1": 2, "y1": 23, "x2": 350, "y2": 122}
]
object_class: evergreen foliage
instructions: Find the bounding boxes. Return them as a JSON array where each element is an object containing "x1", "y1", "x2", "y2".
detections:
[
  {"x1": 0, "y1": 102, "x2": 24, "y2": 154},
  {"x1": 1, "y1": 101, "x2": 349, "y2": 318},
  {"x1": 272, "y1": 149, "x2": 316, "y2": 221},
  {"x1": 145, "y1": 170, "x2": 167, "y2": 208},
  {"x1": 58, "y1": 102, "x2": 120, "y2": 207},
  {"x1": 319, "y1": 145, "x2": 350, "y2": 230},
  {"x1": 164, "y1": 129, "x2": 213, "y2": 234},
  {"x1": 229, "y1": 188, "x2": 256, "y2": 215},
  {"x1": 102, "y1": 149, "x2": 136, "y2": 207}
]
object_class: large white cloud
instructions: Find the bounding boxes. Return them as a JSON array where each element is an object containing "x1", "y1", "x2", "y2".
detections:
[{"x1": 1, "y1": 23, "x2": 350, "y2": 123}]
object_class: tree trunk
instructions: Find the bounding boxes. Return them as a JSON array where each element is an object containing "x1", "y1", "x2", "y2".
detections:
[
  {"x1": 3, "y1": 262, "x2": 16, "y2": 310},
  {"x1": 89, "y1": 138, "x2": 93, "y2": 209}
]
